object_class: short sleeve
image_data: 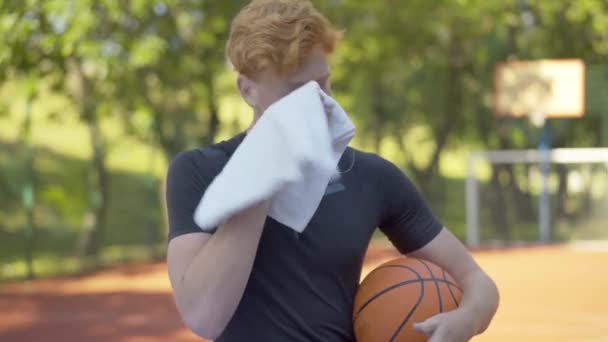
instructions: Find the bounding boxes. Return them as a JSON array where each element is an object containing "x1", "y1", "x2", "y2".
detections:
[
  {"x1": 165, "y1": 150, "x2": 223, "y2": 241},
  {"x1": 376, "y1": 157, "x2": 443, "y2": 254}
]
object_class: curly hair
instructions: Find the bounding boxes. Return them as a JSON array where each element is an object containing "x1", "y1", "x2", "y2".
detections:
[{"x1": 226, "y1": 0, "x2": 342, "y2": 78}]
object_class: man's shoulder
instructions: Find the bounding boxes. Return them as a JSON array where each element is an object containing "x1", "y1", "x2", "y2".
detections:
[
  {"x1": 168, "y1": 133, "x2": 245, "y2": 178},
  {"x1": 349, "y1": 148, "x2": 412, "y2": 191},
  {"x1": 350, "y1": 147, "x2": 396, "y2": 172},
  {"x1": 169, "y1": 146, "x2": 225, "y2": 173}
]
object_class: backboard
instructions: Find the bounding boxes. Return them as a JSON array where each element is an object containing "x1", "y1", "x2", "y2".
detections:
[{"x1": 494, "y1": 59, "x2": 586, "y2": 125}]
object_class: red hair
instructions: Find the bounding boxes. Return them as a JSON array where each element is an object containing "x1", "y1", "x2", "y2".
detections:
[{"x1": 226, "y1": 0, "x2": 342, "y2": 78}]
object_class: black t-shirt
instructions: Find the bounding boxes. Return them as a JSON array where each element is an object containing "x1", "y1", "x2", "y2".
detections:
[{"x1": 165, "y1": 132, "x2": 443, "y2": 342}]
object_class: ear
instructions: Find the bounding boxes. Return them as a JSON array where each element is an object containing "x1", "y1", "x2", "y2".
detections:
[{"x1": 237, "y1": 75, "x2": 257, "y2": 108}]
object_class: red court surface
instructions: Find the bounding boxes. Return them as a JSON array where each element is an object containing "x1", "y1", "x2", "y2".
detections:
[{"x1": 1, "y1": 243, "x2": 607, "y2": 341}]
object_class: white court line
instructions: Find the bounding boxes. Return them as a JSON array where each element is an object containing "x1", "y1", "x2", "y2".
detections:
[
  {"x1": 579, "y1": 337, "x2": 608, "y2": 342},
  {"x1": 570, "y1": 240, "x2": 608, "y2": 253}
]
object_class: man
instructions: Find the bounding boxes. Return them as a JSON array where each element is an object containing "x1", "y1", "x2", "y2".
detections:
[{"x1": 166, "y1": 1, "x2": 499, "y2": 341}]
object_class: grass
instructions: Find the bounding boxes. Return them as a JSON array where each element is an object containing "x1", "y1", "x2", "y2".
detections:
[
  {"x1": 0, "y1": 139, "x2": 165, "y2": 282},
  {"x1": 1, "y1": 243, "x2": 166, "y2": 281},
  {"x1": 0, "y1": 80, "x2": 249, "y2": 282}
]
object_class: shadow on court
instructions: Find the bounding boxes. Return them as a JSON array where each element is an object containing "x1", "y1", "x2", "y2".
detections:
[
  {"x1": 0, "y1": 291, "x2": 199, "y2": 342},
  {"x1": 0, "y1": 262, "x2": 202, "y2": 342},
  {"x1": 1, "y1": 243, "x2": 607, "y2": 342}
]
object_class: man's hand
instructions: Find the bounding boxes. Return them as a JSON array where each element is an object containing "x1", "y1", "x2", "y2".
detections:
[
  {"x1": 409, "y1": 229, "x2": 499, "y2": 339},
  {"x1": 413, "y1": 308, "x2": 477, "y2": 342}
]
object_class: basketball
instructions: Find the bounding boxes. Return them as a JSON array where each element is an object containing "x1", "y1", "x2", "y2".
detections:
[{"x1": 353, "y1": 257, "x2": 463, "y2": 342}]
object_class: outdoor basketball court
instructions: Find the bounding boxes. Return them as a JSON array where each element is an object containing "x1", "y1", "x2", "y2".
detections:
[
  {"x1": 1, "y1": 242, "x2": 607, "y2": 341},
  {"x1": 1, "y1": 59, "x2": 605, "y2": 341}
]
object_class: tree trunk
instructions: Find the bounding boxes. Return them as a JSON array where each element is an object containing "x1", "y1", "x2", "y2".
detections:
[
  {"x1": 518, "y1": 164, "x2": 536, "y2": 221},
  {"x1": 507, "y1": 164, "x2": 536, "y2": 221},
  {"x1": 202, "y1": 70, "x2": 220, "y2": 147},
  {"x1": 370, "y1": 83, "x2": 386, "y2": 154},
  {"x1": 20, "y1": 93, "x2": 36, "y2": 280},
  {"x1": 580, "y1": 165, "x2": 594, "y2": 219},
  {"x1": 138, "y1": 69, "x2": 183, "y2": 162},
  {"x1": 476, "y1": 112, "x2": 514, "y2": 242},
  {"x1": 77, "y1": 105, "x2": 110, "y2": 267},
  {"x1": 372, "y1": 121, "x2": 383, "y2": 154},
  {"x1": 70, "y1": 60, "x2": 110, "y2": 267},
  {"x1": 491, "y1": 165, "x2": 511, "y2": 242},
  {"x1": 392, "y1": 127, "x2": 411, "y2": 170},
  {"x1": 415, "y1": 46, "x2": 463, "y2": 196}
]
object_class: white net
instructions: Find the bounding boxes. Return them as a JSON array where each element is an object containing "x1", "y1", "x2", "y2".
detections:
[{"x1": 529, "y1": 110, "x2": 547, "y2": 128}]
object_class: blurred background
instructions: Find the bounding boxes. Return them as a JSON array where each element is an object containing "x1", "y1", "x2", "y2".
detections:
[{"x1": 0, "y1": 0, "x2": 607, "y2": 341}]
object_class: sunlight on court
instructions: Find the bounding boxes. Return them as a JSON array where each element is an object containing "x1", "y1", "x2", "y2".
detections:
[{"x1": 363, "y1": 243, "x2": 608, "y2": 342}]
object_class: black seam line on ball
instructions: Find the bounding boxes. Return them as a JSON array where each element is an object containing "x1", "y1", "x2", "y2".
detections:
[
  {"x1": 353, "y1": 264, "x2": 422, "y2": 321},
  {"x1": 418, "y1": 259, "x2": 443, "y2": 313},
  {"x1": 353, "y1": 265, "x2": 460, "y2": 322},
  {"x1": 389, "y1": 275, "x2": 424, "y2": 342},
  {"x1": 443, "y1": 269, "x2": 461, "y2": 307}
]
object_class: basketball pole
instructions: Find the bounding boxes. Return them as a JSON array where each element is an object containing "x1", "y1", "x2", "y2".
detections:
[
  {"x1": 602, "y1": 115, "x2": 608, "y2": 147},
  {"x1": 493, "y1": 59, "x2": 585, "y2": 245},
  {"x1": 538, "y1": 120, "x2": 551, "y2": 243}
]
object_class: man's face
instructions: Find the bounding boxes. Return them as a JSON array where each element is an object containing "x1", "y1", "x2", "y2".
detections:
[{"x1": 238, "y1": 46, "x2": 331, "y2": 117}]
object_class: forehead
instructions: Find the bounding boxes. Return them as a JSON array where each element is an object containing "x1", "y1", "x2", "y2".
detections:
[{"x1": 287, "y1": 47, "x2": 330, "y2": 83}]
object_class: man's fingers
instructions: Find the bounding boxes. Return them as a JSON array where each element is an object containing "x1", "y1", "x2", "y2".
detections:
[
  {"x1": 318, "y1": 90, "x2": 334, "y2": 115},
  {"x1": 428, "y1": 331, "x2": 445, "y2": 342},
  {"x1": 321, "y1": 99, "x2": 333, "y2": 116},
  {"x1": 413, "y1": 314, "x2": 442, "y2": 335}
]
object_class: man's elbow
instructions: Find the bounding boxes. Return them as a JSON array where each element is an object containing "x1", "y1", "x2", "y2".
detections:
[
  {"x1": 172, "y1": 283, "x2": 233, "y2": 340},
  {"x1": 175, "y1": 293, "x2": 227, "y2": 340},
  {"x1": 182, "y1": 309, "x2": 225, "y2": 340},
  {"x1": 469, "y1": 271, "x2": 500, "y2": 334},
  {"x1": 483, "y1": 271, "x2": 500, "y2": 310},
  {"x1": 184, "y1": 320, "x2": 222, "y2": 340}
]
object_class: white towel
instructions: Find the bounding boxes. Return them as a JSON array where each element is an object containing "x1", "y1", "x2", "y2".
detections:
[{"x1": 193, "y1": 81, "x2": 355, "y2": 232}]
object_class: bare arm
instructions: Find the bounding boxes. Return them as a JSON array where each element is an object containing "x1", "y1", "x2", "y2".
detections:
[
  {"x1": 167, "y1": 200, "x2": 270, "y2": 340},
  {"x1": 410, "y1": 228, "x2": 499, "y2": 339}
]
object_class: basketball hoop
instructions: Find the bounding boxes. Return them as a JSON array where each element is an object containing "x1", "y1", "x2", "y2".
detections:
[
  {"x1": 530, "y1": 110, "x2": 546, "y2": 128},
  {"x1": 493, "y1": 59, "x2": 586, "y2": 244}
]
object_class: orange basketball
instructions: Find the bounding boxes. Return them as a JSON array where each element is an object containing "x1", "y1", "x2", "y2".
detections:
[{"x1": 353, "y1": 257, "x2": 463, "y2": 342}]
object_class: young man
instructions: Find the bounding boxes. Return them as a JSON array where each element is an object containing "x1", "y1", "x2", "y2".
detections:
[{"x1": 166, "y1": 1, "x2": 499, "y2": 341}]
